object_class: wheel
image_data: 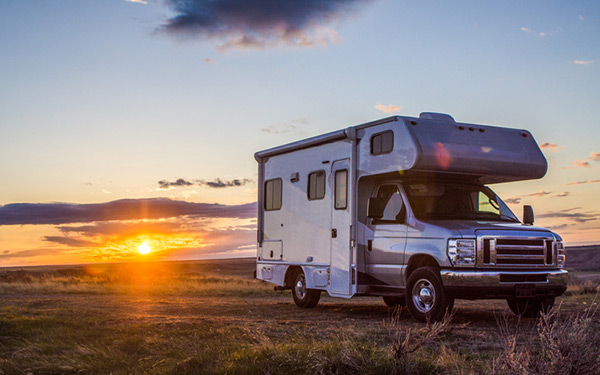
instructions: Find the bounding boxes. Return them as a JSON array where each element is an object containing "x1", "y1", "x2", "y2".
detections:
[
  {"x1": 405, "y1": 266, "x2": 453, "y2": 322},
  {"x1": 507, "y1": 297, "x2": 555, "y2": 318},
  {"x1": 383, "y1": 296, "x2": 406, "y2": 307},
  {"x1": 291, "y1": 270, "x2": 321, "y2": 308}
]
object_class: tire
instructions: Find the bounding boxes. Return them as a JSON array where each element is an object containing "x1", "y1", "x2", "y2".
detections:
[
  {"x1": 507, "y1": 297, "x2": 555, "y2": 318},
  {"x1": 291, "y1": 270, "x2": 321, "y2": 308},
  {"x1": 405, "y1": 266, "x2": 453, "y2": 322},
  {"x1": 383, "y1": 296, "x2": 406, "y2": 307}
]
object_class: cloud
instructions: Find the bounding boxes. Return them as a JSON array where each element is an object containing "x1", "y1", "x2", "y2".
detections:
[
  {"x1": 158, "y1": 178, "x2": 252, "y2": 189},
  {"x1": 0, "y1": 198, "x2": 256, "y2": 225},
  {"x1": 503, "y1": 196, "x2": 521, "y2": 204},
  {"x1": 203, "y1": 58, "x2": 216, "y2": 64},
  {"x1": 589, "y1": 152, "x2": 600, "y2": 161},
  {"x1": 537, "y1": 209, "x2": 598, "y2": 223},
  {"x1": 43, "y1": 236, "x2": 96, "y2": 247},
  {"x1": 200, "y1": 178, "x2": 252, "y2": 188},
  {"x1": 521, "y1": 27, "x2": 546, "y2": 37},
  {"x1": 0, "y1": 248, "x2": 61, "y2": 259},
  {"x1": 565, "y1": 179, "x2": 600, "y2": 186},
  {"x1": 579, "y1": 15, "x2": 584, "y2": 21},
  {"x1": 545, "y1": 224, "x2": 569, "y2": 230},
  {"x1": 574, "y1": 160, "x2": 591, "y2": 168},
  {"x1": 158, "y1": 0, "x2": 367, "y2": 50},
  {"x1": 539, "y1": 142, "x2": 562, "y2": 152},
  {"x1": 552, "y1": 192, "x2": 569, "y2": 198},
  {"x1": 523, "y1": 191, "x2": 551, "y2": 198},
  {"x1": 573, "y1": 60, "x2": 593, "y2": 65},
  {"x1": 375, "y1": 103, "x2": 402, "y2": 114},
  {"x1": 126, "y1": 0, "x2": 147, "y2": 4},
  {"x1": 260, "y1": 118, "x2": 308, "y2": 134},
  {"x1": 158, "y1": 178, "x2": 194, "y2": 189}
]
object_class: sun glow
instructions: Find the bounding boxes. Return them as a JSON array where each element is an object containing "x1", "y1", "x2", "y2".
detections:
[{"x1": 138, "y1": 241, "x2": 151, "y2": 255}]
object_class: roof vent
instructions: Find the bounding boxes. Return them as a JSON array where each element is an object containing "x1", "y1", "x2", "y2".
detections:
[{"x1": 419, "y1": 112, "x2": 455, "y2": 122}]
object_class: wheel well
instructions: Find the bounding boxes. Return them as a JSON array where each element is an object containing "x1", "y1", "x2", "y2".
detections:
[
  {"x1": 405, "y1": 255, "x2": 440, "y2": 280},
  {"x1": 284, "y1": 266, "x2": 302, "y2": 288}
]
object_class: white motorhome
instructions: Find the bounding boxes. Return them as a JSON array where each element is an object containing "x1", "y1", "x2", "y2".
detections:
[{"x1": 255, "y1": 113, "x2": 567, "y2": 322}]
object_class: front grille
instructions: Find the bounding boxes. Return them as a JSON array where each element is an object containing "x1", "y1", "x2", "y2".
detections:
[{"x1": 478, "y1": 236, "x2": 555, "y2": 268}]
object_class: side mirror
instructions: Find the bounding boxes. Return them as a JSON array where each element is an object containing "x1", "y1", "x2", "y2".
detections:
[
  {"x1": 523, "y1": 205, "x2": 534, "y2": 225},
  {"x1": 367, "y1": 197, "x2": 386, "y2": 219}
]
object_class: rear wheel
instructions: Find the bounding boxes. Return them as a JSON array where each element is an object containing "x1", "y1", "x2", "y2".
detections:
[
  {"x1": 405, "y1": 266, "x2": 453, "y2": 322},
  {"x1": 507, "y1": 297, "x2": 555, "y2": 318},
  {"x1": 383, "y1": 296, "x2": 406, "y2": 307},
  {"x1": 291, "y1": 270, "x2": 321, "y2": 308}
]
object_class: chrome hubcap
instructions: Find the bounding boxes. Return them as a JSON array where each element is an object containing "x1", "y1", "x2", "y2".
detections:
[
  {"x1": 412, "y1": 279, "x2": 435, "y2": 313},
  {"x1": 295, "y1": 275, "x2": 307, "y2": 299}
]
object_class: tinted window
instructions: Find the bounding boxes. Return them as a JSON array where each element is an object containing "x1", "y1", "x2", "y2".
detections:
[
  {"x1": 374, "y1": 185, "x2": 405, "y2": 223},
  {"x1": 334, "y1": 170, "x2": 348, "y2": 210},
  {"x1": 264, "y1": 178, "x2": 282, "y2": 211},
  {"x1": 371, "y1": 131, "x2": 394, "y2": 155},
  {"x1": 307, "y1": 171, "x2": 325, "y2": 200}
]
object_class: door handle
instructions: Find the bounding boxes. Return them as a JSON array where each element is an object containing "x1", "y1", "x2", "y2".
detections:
[{"x1": 331, "y1": 229, "x2": 337, "y2": 238}]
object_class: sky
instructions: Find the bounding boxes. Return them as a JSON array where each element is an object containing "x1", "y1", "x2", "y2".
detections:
[{"x1": 1, "y1": 0, "x2": 599, "y2": 266}]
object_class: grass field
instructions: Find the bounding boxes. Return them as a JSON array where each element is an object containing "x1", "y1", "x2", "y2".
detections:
[{"x1": 1, "y1": 257, "x2": 599, "y2": 375}]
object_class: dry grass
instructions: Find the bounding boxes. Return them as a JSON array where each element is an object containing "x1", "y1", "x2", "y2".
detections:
[{"x1": 1, "y1": 260, "x2": 599, "y2": 375}]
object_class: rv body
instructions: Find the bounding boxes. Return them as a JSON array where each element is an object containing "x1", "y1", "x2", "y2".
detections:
[{"x1": 255, "y1": 113, "x2": 567, "y2": 321}]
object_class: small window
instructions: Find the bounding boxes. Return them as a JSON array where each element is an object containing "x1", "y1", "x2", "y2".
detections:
[
  {"x1": 264, "y1": 178, "x2": 282, "y2": 211},
  {"x1": 334, "y1": 170, "x2": 348, "y2": 210},
  {"x1": 307, "y1": 170, "x2": 326, "y2": 200},
  {"x1": 371, "y1": 130, "x2": 394, "y2": 155}
]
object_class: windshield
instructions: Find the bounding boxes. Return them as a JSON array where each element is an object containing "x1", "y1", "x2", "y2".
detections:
[{"x1": 404, "y1": 182, "x2": 519, "y2": 222}]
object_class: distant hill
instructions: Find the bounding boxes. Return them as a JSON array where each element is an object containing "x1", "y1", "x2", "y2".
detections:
[{"x1": 566, "y1": 245, "x2": 600, "y2": 272}]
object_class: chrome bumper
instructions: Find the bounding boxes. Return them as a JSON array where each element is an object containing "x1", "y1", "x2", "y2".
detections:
[{"x1": 440, "y1": 269, "x2": 568, "y2": 288}]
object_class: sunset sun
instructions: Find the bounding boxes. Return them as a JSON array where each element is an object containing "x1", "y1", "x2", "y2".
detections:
[{"x1": 138, "y1": 241, "x2": 151, "y2": 255}]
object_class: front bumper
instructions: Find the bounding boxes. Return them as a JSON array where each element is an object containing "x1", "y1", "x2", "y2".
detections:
[{"x1": 440, "y1": 269, "x2": 568, "y2": 299}]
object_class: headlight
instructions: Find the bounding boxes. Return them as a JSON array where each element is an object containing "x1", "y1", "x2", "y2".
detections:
[
  {"x1": 556, "y1": 241, "x2": 565, "y2": 268},
  {"x1": 448, "y1": 239, "x2": 476, "y2": 266}
]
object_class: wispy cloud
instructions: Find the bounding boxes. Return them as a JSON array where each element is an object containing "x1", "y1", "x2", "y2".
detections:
[
  {"x1": 521, "y1": 27, "x2": 546, "y2": 37},
  {"x1": 158, "y1": 178, "x2": 252, "y2": 189},
  {"x1": 158, "y1": 0, "x2": 369, "y2": 51},
  {"x1": 537, "y1": 209, "x2": 598, "y2": 223},
  {"x1": 523, "y1": 191, "x2": 551, "y2": 198},
  {"x1": 539, "y1": 142, "x2": 562, "y2": 152},
  {"x1": 125, "y1": 0, "x2": 147, "y2": 4},
  {"x1": 504, "y1": 196, "x2": 521, "y2": 204},
  {"x1": 552, "y1": 192, "x2": 569, "y2": 198},
  {"x1": 260, "y1": 118, "x2": 308, "y2": 134},
  {"x1": 375, "y1": 103, "x2": 402, "y2": 114},
  {"x1": 0, "y1": 199, "x2": 256, "y2": 225},
  {"x1": 590, "y1": 152, "x2": 600, "y2": 161},
  {"x1": 574, "y1": 160, "x2": 591, "y2": 168},
  {"x1": 573, "y1": 60, "x2": 593, "y2": 65},
  {"x1": 565, "y1": 179, "x2": 600, "y2": 186}
]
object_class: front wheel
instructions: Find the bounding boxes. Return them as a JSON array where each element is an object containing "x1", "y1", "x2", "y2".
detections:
[
  {"x1": 507, "y1": 297, "x2": 555, "y2": 318},
  {"x1": 405, "y1": 267, "x2": 453, "y2": 322},
  {"x1": 292, "y1": 270, "x2": 321, "y2": 308}
]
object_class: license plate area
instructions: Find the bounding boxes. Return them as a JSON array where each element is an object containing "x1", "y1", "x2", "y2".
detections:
[{"x1": 515, "y1": 284, "x2": 536, "y2": 298}]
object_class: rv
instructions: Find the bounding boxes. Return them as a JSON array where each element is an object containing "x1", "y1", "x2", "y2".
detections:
[{"x1": 254, "y1": 113, "x2": 567, "y2": 322}]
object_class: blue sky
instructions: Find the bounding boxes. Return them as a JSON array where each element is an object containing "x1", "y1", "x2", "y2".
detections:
[{"x1": 0, "y1": 0, "x2": 599, "y2": 265}]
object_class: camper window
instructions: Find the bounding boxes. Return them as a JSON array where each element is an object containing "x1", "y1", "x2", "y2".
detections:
[
  {"x1": 307, "y1": 170, "x2": 326, "y2": 200},
  {"x1": 264, "y1": 178, "x2": 282, "y2": 211},
  {"x1": 334, "y1": 170, "x2": 348, "y2": 209},
  {"x1": 370, "y1": 130, "x2": 394, "y2": 155}
]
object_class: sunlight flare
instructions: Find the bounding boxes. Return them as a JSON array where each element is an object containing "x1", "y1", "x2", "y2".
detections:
[{"x1": 138, "y1": 241, "x2": 151, "y2": 255}]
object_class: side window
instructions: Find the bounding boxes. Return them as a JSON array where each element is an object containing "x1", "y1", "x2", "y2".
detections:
[
  {"x1": 370, "y1": 130, "x2": 394, "y2": 155},
  {"x1": 264, "y1": 178, "x2": 282, "y2": 211},
  {"x1": 307, "y1": 170, "x2": 325, "y2": 200},
  {"x1": 374, "y1": 185, "x2": 405, "y2": 224},
  {"x1": 475, "y1": 191, "x2": 499, "y2": 215},
  {"x1": 334, "y1": 170, "x2": 348, "y2": 210}
]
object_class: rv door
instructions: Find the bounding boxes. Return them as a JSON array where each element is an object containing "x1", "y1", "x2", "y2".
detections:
[{"x1": 330, "y1": 158, "x2": 355, "y2": 297}]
